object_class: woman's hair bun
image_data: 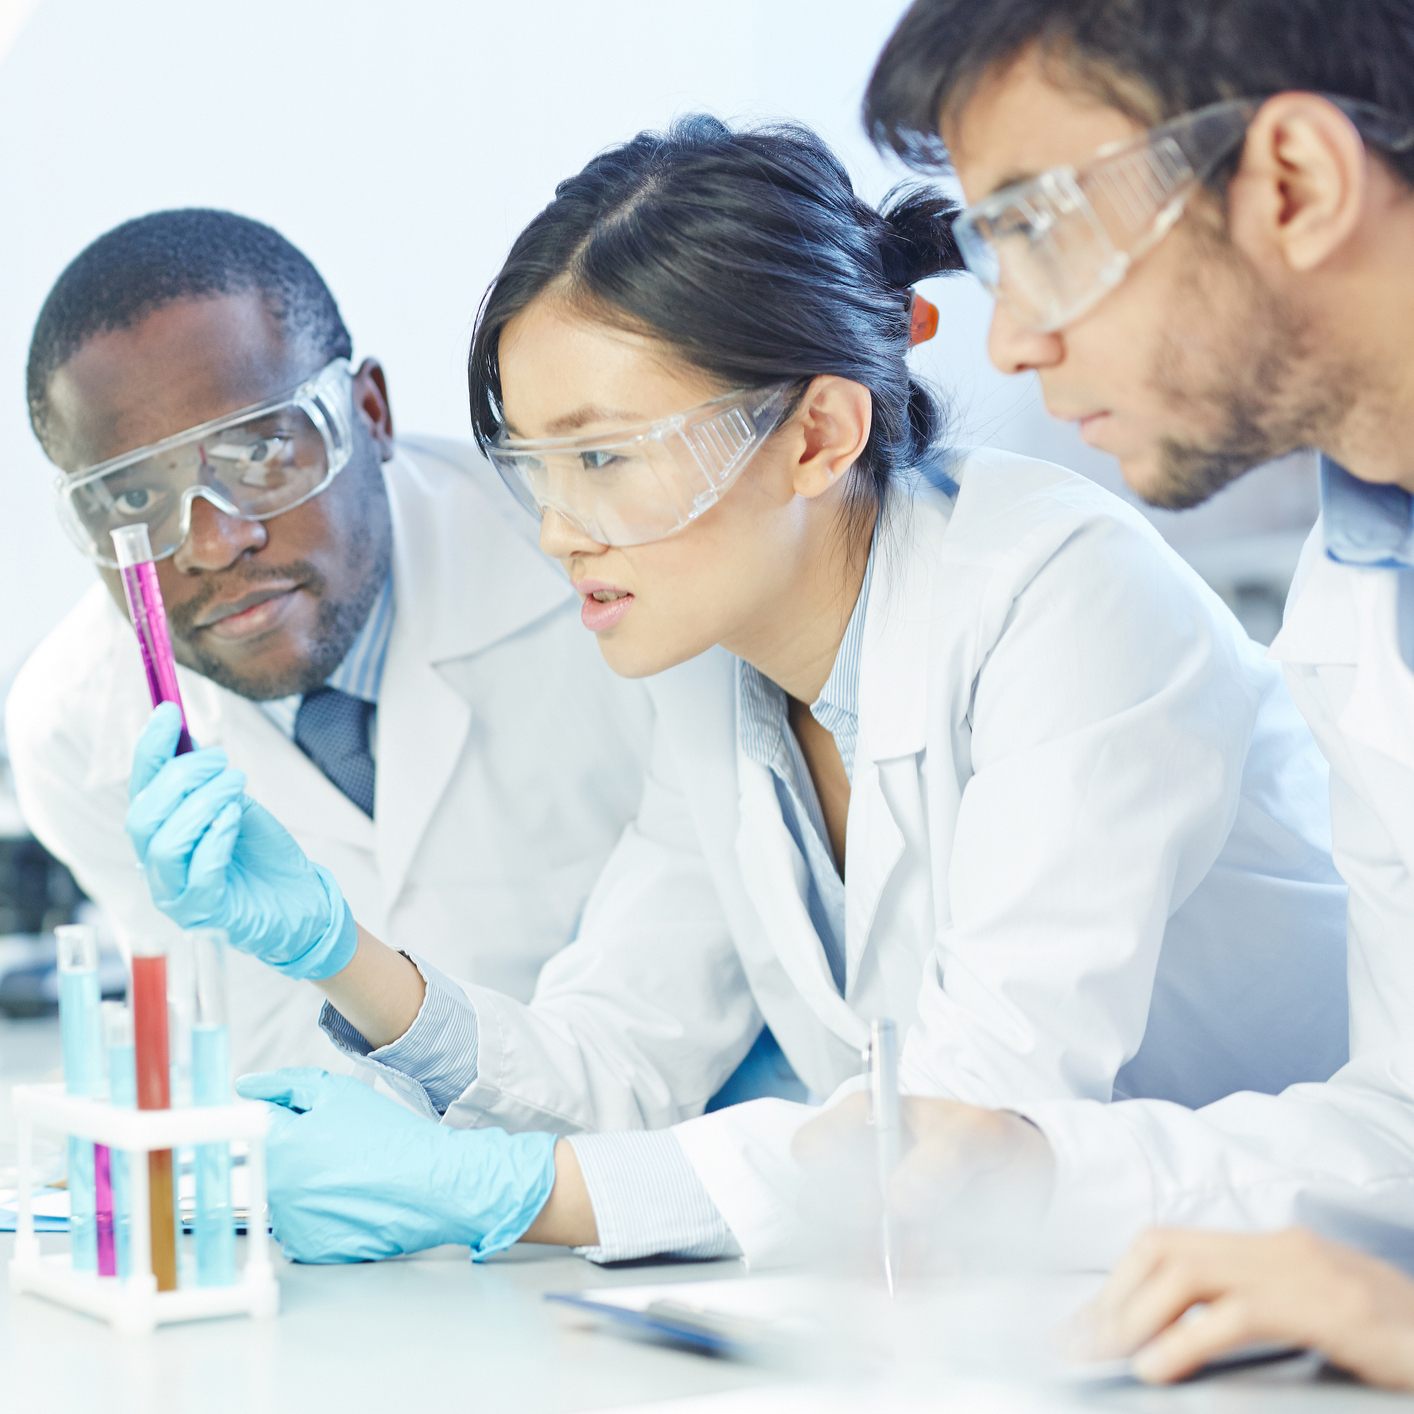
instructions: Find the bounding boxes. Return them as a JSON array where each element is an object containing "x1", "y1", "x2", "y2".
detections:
[{"x1": 877, "y1": 186, "x2": 963, "y2": 289}]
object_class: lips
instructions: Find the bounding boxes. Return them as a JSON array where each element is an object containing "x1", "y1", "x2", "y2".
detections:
[
  {"x1": 197, "y1": 586, "x2": 300, "y2": 640},
  {"x1": 573, "y1": 579, "x2": 635, "y2": 633}
]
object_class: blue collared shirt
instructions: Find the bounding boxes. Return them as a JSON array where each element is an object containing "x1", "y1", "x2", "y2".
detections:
[
  {"x1": 735, "y1": 546, "x2": 874, "y2": 994},
  {"x1": 318, "y1": 547, "x2": 877, "y2": 1262},
  {"x1": 258, "y1": 575, "x2": 395, "y2": 738},
  {"x1": 1321, "y1": 456, "x2": 1414, "y2": 570}
]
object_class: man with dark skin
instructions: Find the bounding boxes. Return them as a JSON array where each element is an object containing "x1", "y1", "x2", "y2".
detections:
[
  {"x1": 51, "y1": 292, "x2": 394, "y2": 698},
  {"x1": 10, "y1": 209, "x2": 653, "y2": 1075},
  {"x1": 791, "y1": 0, "x2": 1414, "y2": 1388}
]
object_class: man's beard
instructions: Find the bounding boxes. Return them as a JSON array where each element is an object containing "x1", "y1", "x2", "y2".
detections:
[
  {"x1": 168, "y1": 555, "x2": 389, "y2": 701},
  {"x1": 1140, "y1": 242, "x2": 1355, "y2": 512}
]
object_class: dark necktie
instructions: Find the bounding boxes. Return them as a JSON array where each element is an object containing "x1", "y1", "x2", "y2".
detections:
[{"x1": 294, "y1": 687, "x2": 376, "y2": 817}]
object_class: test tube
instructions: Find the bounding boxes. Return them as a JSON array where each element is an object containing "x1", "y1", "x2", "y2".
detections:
[
  {"x1": 111, "y1": 524, "x2": 193, "y2": 754},
  {"x1": 130, "y1": 937, "x2": 178, "y2": 1292},
  {"x1": 56, "y1": 925, "x2": 102, "y2": 1274},
  {"x1": 189, "y1": 930, "x2": 236, "y2": 1286},
  {"x1": 102, "y1": 1001, "x2": 136, "y2": 1279}
]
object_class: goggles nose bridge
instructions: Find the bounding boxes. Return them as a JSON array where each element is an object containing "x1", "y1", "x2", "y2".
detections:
[{"x1": 167, "y1": 482, "x2": 261, "y2": 559}]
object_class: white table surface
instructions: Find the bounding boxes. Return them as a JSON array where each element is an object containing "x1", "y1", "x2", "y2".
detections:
[{"x1": 2, "y1": 1015, "x2": 1409, "y2": 1414}]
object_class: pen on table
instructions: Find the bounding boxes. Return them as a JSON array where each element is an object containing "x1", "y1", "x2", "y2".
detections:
[{"x1": 866, "y1": 1017, "x2": 900, "y2": 1297}]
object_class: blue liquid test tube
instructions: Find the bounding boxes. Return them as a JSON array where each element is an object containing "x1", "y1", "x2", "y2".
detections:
[
  {"x1": 102, "y1": 1001, "x2": 136, "y2": 1279},
  {"x1": 189, "y1": 930, "x2": 236, "y2": 1286},
  {"x1": 56, "y1": 925, "x2": 102, "y2": 1273}
]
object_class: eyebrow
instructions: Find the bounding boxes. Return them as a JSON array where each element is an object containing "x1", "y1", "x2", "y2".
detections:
[
  {"x1": 984, "y1": 169, "x2": 1040, "y2": 198},
  {"x1": 510, "y1": 404, "x2": 644, "y2": 438}
]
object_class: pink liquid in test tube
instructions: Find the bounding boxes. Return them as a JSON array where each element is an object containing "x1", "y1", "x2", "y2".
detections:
[
  {"x1": 95, "y1": 1144, "x2": 115, "y2": 1276},
  {"x1": 111, "y1": 525, "x2": 193, "y2": 755}
]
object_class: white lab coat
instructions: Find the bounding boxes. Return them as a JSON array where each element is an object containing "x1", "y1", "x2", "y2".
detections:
[
  {"x1": 1010, "y1": 524, "x2": 1414, "y2": 1272},
  {"x1": 7, "y1": 438, "x2": 652, "y2": 1075},
  {"x1": 432, "y1": 449, "x2": 1347, "y2": 1266}
]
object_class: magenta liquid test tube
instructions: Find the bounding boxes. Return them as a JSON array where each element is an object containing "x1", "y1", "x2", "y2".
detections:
[{"x1": 110, "y1": 524, "x2": 193, "y2": 755}]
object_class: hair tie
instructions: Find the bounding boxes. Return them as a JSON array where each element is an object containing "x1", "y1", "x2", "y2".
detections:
[{"x1": 909, "y1": 293, "x2": 939, "y2": 345}]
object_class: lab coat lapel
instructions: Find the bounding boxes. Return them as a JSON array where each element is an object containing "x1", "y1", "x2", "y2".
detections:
[
  {"x1": 1338, "y1": 572, "x2": 1414, "y2": 768},
  {"x1": 372, "y1": 445, "x2": 574, "y2": 914},
  {"x1": 734, "y1": 750, "x2": 869, "y2": 1051},
  {"x1": 1270, "y1": 547, "x2": 1414, "y2": 768},
  {"x1": 844, "y1": 494, "x2": 938, "y2": 991}
]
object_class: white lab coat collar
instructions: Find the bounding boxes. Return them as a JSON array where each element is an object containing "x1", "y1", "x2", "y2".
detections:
[
  {"x1": 1267, "y1": 527, "x2": 1359, "y2": 668},
  {"x1": 1271, "y1": 523, "x2": 1414, "y2": 768}
]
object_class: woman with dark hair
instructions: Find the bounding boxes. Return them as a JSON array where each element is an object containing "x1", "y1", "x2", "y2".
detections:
[{"x1": 124, "y1": 116, "x2": 1344, "y2": 1266}]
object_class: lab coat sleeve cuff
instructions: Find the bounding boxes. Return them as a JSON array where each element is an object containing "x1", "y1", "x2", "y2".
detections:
[
  {"x1": 1012, "y1": 1096, "x2": 1159, "y2": 1271},
  {"x1": 317, "y1": 953, "x2": 479, "y2": 1117},
  {"x1": 567, "y1": 1130, "x2": 741, "y2": 1265},
  {"x1": 671, "y1": 1098, "x2": 818, "y2": 1269}
]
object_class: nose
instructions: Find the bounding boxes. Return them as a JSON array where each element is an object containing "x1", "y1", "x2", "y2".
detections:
[
  {"x1": 171, "y1": 491, "x2": 268, "y2": 573},
  {"x1": 987, "y1": 300, "x2": 1066, "y2": 376},
  {"x1": 539, "y1": 506, "x2": 608, "y2": 563}
]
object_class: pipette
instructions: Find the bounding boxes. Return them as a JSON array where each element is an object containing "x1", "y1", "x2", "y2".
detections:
[
  {"x1": 866, "y1": 1018, "x2": 901, "y2": 1297},
  {"x1": 56, "y1": 925, "x2": 103, "y2": 1274},
  {"x1": 189, "y1": 930, "x2": 236, "y2": 1285},
  {"x1": 131, "y1": 936, "x2": 178, "y2": 1291},
  {"x1": 110, "y1": 524, "x2": 193, "y2": 754},
  {"x1": 102, "y1": 1001, "x2": 136, "y2": 1279}
]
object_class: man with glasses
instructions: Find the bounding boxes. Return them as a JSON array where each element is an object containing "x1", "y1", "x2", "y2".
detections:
[
  {"x1": 804, "y1": 0, "x2": 1414, "y2": 1386},
  {"x1": 7, "y1": 208, "x2": 652, "y2": 1075}
]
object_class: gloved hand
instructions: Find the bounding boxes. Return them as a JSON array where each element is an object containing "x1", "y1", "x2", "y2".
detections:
[
  {"x1": 236, "y1": 1068, "x2": 559, "y2": 1263},
  {"x1": 125, "y1": 703, "x2": 358, "y2": 979}
]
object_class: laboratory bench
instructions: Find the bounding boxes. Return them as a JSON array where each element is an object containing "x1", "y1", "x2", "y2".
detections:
[{"x1": 2, "y1": 1014, "x2": 1409, "y2": 1414}]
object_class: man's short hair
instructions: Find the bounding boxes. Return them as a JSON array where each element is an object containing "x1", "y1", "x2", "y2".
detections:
[
  {"x1": 27, "y1": 208, "x2": 352, "y2": 449},
  {"x1": 864, "y1": 0, "x2": 1414, "y2": 182}
]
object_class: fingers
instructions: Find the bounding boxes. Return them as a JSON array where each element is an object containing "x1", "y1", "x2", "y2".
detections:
[
  {"x1": 139, "y1": 768, "x2": 247, "y2": 903},
  {"x1": 236, "y1": 1067, "x2": 331, "y2": 1112},
  {"x1": 1133, "y1": 1297, "x2": 1262, "y2": 1384},
  {"x1": 126, "y1": 746, "x2": 236, "y2": 857},
  {"x1": 1081, "y1": 1229, "x2": 1276, "y2": 1362},
  {"x1": 128, "y1": 703, "x2": 186, "y2": 801},
  {"x1": 185, "y1": 800, "x2": 243, "y2": 895}
]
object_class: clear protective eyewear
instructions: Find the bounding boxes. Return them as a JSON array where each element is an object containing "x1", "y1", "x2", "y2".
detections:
[
  {"x1": 488, "y1": 381, "x2": 795, "y2": 547},
  {"x1": 954, "y1": 95, "x2": 1414, "y2": 332},
  {"x1": 55, "y1": 358, "x2": 356, "y2": 568}
]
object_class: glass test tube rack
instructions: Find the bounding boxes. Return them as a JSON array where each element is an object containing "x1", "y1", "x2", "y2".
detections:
[{"x1": 7, "y1": 1084, "x2": 278, "y2": 1333}]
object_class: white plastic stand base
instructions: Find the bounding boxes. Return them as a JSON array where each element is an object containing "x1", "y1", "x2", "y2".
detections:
[
  {"x1": 9, "y1": 1251, "x2": 279, "y2": 1334},
  {"x1": 7, "y1": 1083, "x2": 279, "y2": 1333}
]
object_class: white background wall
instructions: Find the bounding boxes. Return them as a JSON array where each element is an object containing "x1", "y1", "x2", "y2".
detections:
[{"x1": 0, "y1": 0, "x2": 1315, "y2": 686}]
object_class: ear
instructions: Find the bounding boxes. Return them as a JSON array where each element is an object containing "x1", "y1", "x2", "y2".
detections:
[
  {"x1": 1230, "y1": 93, "x2": 1369, "y2": 273},
  {"x1": 352, "y1": 358, "x2": 395, "y2": 460},
  {"x1": 789, "y1": 376, "x2": 873, "y2": 501}
]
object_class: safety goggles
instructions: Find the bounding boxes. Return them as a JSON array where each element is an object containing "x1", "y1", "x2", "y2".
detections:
[
  {"x1": 488, "y1": 382, "x2": 795, "y2": 547},
  {"x1": 55, "y1": 358, "x2": 355, "y2": 568},
  {"x1": 953, "y1": 95, "x2": 1414, "y2": 332}
]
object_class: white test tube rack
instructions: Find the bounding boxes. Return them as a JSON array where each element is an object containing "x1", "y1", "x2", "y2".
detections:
[{"x1": 8, "y1": 1083, "x2": 279, "y2": 1333}]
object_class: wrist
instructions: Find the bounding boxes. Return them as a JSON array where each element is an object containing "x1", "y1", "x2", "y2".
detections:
[
  {"x1": 455, "y1": 1129, "x2": 562, "y2": 1260},
  {"x1": 521, "y1": 1139, "x2": 599, "y2": 1248},
  {"x1": 272, "y1": 866, "x2": 359, "y2": 980}
]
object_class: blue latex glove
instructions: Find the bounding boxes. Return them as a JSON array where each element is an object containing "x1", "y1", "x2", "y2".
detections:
[
  {"x1": 236, "y1": 1068, "x2": 558, "y2": 1263},
  {"x1": 125, "y1": 703, "x2": 357, "y2": 979}
]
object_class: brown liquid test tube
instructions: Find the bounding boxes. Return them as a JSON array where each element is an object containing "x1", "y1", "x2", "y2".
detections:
[{"x1": 131, "y1": 944, "x2": 177, "y2": 1292}]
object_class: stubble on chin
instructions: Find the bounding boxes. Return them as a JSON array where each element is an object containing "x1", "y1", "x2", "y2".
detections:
[{"x1": 1140, "y1": 236, "x2": 1352, "y2": 511}]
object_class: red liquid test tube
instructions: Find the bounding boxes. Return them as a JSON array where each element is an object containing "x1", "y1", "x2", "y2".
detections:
[
  {"x1": 131, "y1": 944, "x2": 178, "y2": 1292},
  {"x1": 111, "y1": 524, "x2": 193, "y2": 755}
]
